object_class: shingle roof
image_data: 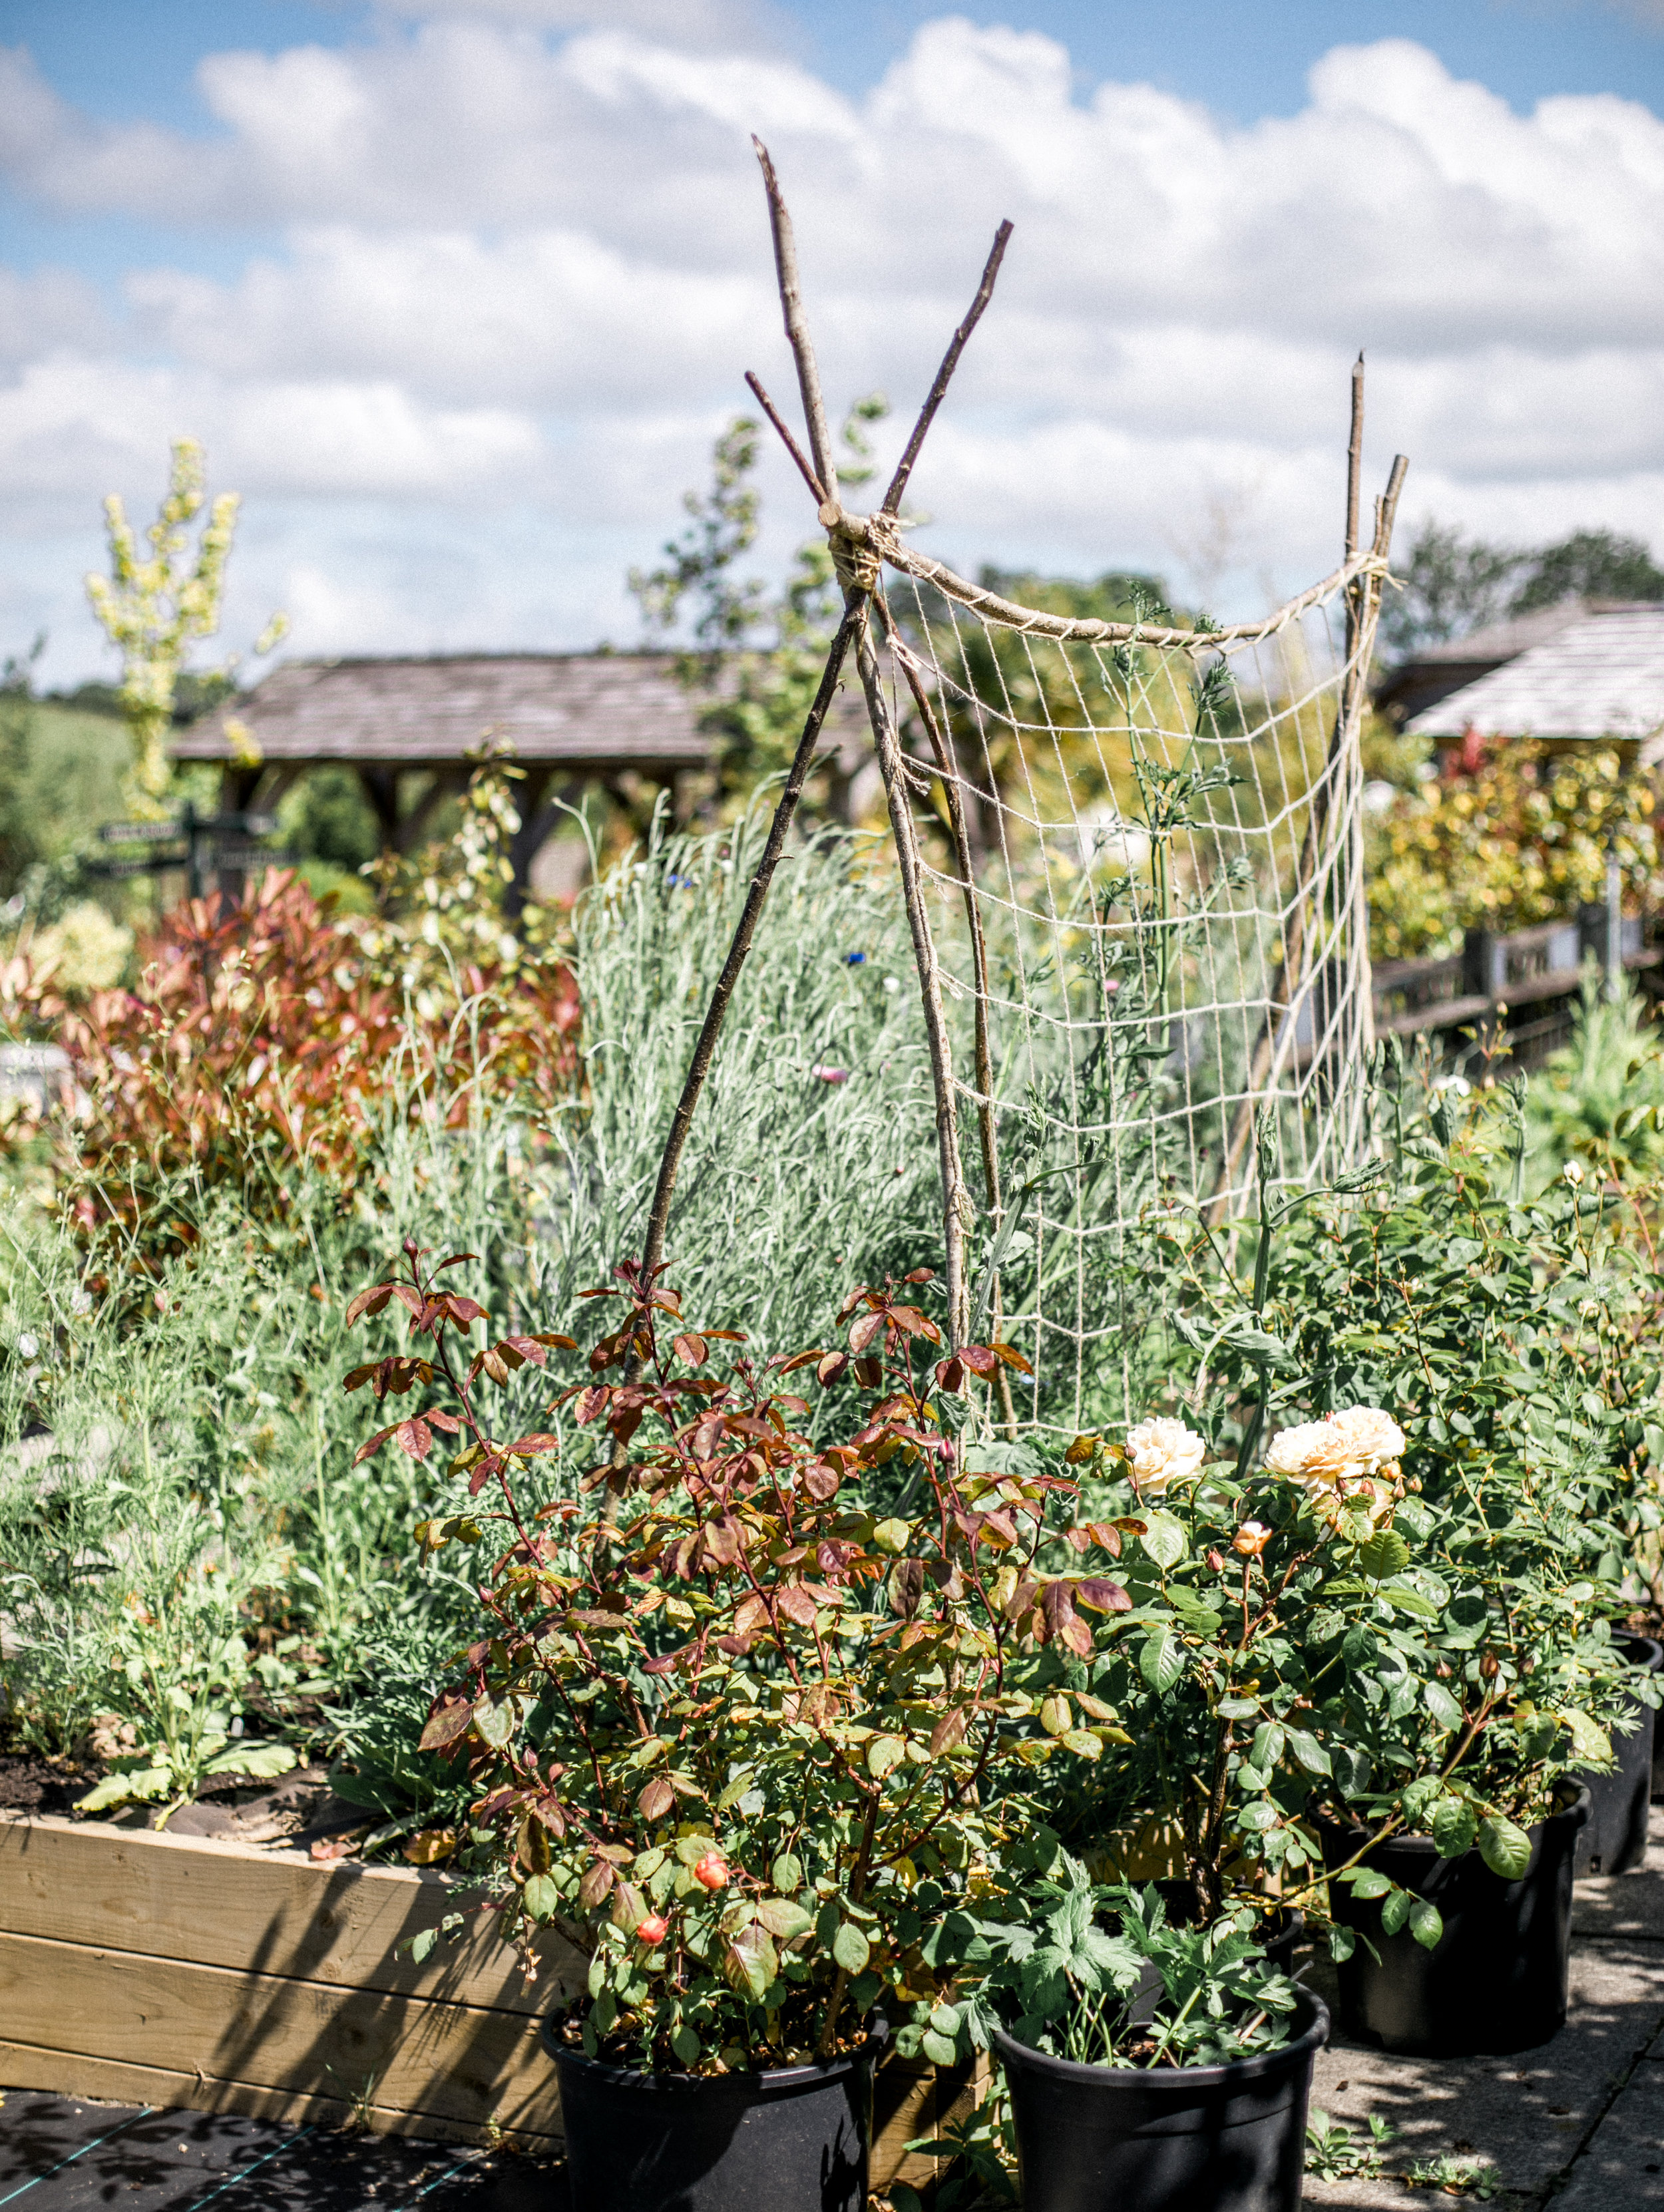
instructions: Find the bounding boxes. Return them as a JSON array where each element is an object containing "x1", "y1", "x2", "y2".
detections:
[
  {"x1": 1405, "y1": 610, "x2": 1664, "y2": 748},
  {"x1": 173, "y1": 652, "x2": 720, "y2": 773}
]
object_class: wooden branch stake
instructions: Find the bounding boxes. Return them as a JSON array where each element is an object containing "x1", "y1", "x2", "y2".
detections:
[
  {"x1": 857, "y1": 616, "x2": 973, "y2": 1348},
  {"x1": 753, "y1": 138, "x2": 839, "y2": 507},
  {"x1": 1211, "y1": 351, "x2": 1408, "y2": 1217},
  {"x1": 880, "y1": 220, "x2": 1012, "y2": 518},
  {"x1": 745, "y1": 370, "x2": 826, "y2": 505}
]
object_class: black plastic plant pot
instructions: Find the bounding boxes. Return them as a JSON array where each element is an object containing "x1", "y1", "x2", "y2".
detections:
[
  {"x1": 992, "y1": 1990, "x2": 1327, "y2": 2212},
  {"x1": 540, "y1": 2012, "x2": 885, "y2": 2212},
  {"x1": 1576, "y1": 1633, "x2": 1661, "y2": 1878},
  {"x1": 1317, "y1": 1787, "x2": 1590, "y2": 2057}
]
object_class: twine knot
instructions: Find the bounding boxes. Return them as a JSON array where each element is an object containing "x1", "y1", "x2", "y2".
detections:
[{"x1": 820, "y1": 502, "x2": 883, "y2": 594}]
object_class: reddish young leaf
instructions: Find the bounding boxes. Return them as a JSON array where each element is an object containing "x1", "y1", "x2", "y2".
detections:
[
  {"x1": 935, "y1": 1356, "x2": 965, "y2": 1393},
  {"x1": 1084, "y1": 1520, "x2": 1122, "y2": 1557},
  {"x1": 344, "y1": 1284, "x2": 395, "y2": 1327},
  {"x1": 849, "y1": 1310, "x2": 887, "y2": 1355},
  {"x1": 638, "y1": 1777, "x2": 676, "y2": 1821},
  {"x1": 417, "y1": 1693, "x2": 475, "y2": 1751},
  {"x1": 775, "y1": 1585, "x2": 819, "y2": 1628},
  {"x1": 353, "y1": 1424, "x2": 397, "y2": 1466},
  {"x1": 504, "y1": 1432, "x2": 560, "y2": 1456},
  {"x1": 775, "y1": 1348, "x2": 823, "y2": 1376},
  {"x1": 672, "y1": 1333, "x2": 709, "y2": 1368},
  {"x1": 1076, "y1": 1577, "x2": 1132, "y2": 1614},
  {"x1": 903, "y1": 1268, "x2": 935, "y2": 1284},
  {"x1": 429, "y1": 1410, "x2": 461, "y2": 1435},
  {"x1": 394, "y1": 1417, "x2": 435, "y2": 1461},
  {"x1": 930, "y1": 1706, "x2": 970, "y2": 1756},
  {"x1": 957, "y1": 1345, "x2": 998, "y2": 1375},
  {"x1": 853, "y1": 1357, "x2": 883, "y2": 1389},
  {"x1": 574, "y1": 1385, "x2": 609, "y2": 1426},
  {"x1": 578, "y1": 1858, "x2": 617, "y2": 1909},
  {"x1": 803, "y1": 1461, "x2": 843, "y2": 1502},
  {"x1": 467, "y1": 1453, "x2": 506, "y2": 1497},
  {"x1": 991, "y1": 1342, "x2": 1034, "y2": 1375},
  {"x1": 817, "y1": 1351, "x2": 850, "y2": 1387},
  {"x1": 1064, "y1": 1433, "x2": 1100, "y2": 1465},
  {"x1": 889, "y1": 1304, "x2": 941, "y2": 1343}
]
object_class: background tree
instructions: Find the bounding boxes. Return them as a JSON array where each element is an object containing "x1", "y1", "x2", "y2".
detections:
[
  {"x1": 1382, "y1": 520, "x2": 1664, "y2": 659},
  {"x1": 85, "y1": 437, "x2": 286, "y2": 814}
]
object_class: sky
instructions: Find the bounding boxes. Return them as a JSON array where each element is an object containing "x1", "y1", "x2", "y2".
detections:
[{"x1": 3, "y1": 0, "x2": 1664, "y2": 687}]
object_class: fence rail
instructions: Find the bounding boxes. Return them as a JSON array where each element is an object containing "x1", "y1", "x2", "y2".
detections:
[{"x1": 1372, "y1": 908, "x2": 1658, "y2": 1056}]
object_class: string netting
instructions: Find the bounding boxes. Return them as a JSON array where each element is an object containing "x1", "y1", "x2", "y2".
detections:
[{"x1": 867, "y1": 559, "x2": 1382, "y2": 1435}]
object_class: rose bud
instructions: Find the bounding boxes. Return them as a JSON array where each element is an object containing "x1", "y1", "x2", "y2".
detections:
[
  {"x1": 636, "y1": 1913, "x2": 670, "y2": 1945},
  {"x1": 1206, "y1": 1548, "x2": 1227, "y2": 1574},
  {"x1": 693, "y1": 1853, "x2": 729, "y2": 1891},
  {"x1": 1232, "y1": 1521, "x2": 1272, "y2": 1557},
  {"x1": 1479, "y1": 1651, "x2": 1500, "y2": 1679}
]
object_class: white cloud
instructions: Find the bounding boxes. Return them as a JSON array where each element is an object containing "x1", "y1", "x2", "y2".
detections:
[{"x1": 3, "y1": 15, "x2": 1663, "y2": 683}]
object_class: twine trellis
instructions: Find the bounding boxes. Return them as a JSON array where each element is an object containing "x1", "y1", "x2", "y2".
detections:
[{"x1": 621, "y1": 143, "x2": 1407, "y2": 1438}]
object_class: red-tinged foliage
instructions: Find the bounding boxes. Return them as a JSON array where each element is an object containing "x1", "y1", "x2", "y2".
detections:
[{"x1": 5, "y1": 868, "x2": 578, "y2": 1239}]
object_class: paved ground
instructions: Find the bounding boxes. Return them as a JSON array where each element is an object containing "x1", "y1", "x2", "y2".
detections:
[
  {"x1": 0, "y1": 2100, "x2": 562, "y2": 2209},
  {"x1": 1301, "y1": 1833, "x2": 1664, "y2": 2208},
  {"x1": 4, "y1": 1838, "x2": 1662, "y2": 2209}
]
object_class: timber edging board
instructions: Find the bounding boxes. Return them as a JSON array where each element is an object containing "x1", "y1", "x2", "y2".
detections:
[
  {"x1": 0, "y1": 1811, "x2": 964, "y2": 2183},
  {"x1": 0, "y1": 1811, "x2": 578, "y2": 2149}
]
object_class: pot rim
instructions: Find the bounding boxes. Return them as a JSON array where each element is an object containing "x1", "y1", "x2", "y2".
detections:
[
  {"x1": 990, "y1": 1987, "x2": 1329, "y2": 2093},
  {"x1": 1615, "y1": 1630, "x2": 1664, "y2": 1672},
  {"x1": 540, "y1": 2008, "x2": 889, "y2": 2091},
  {"x1": 1313, "y1": 1781, "x2": 1591, "y2": 1855}
]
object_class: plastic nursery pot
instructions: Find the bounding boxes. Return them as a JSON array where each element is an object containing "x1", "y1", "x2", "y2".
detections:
[
  {"x1": 1317, "y1": 1786, "x2": 1591, "y2": 2057},
  {"x1": 1575, "y1": 1632, "x2": 1661, "y2": 1879},
  {"x1": 992, "y1": 1988, "x2": 1328, "y2": 2212},
  {"x1": 540, "y1": 2012, "x2": 887, "y2": 2212}
]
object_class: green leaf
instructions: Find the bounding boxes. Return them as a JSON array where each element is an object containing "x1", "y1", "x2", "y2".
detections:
[
  {"x1": 867, "y1": 1735, "x2": 907, "y2": 1780},
  {"x1": 523, "y1": 1874, "x2": 560, "y2": 1921},
  {"x1": 671, "y1": 2024, "x2": 701, "y2": 2068},
  {"x1": 1349, "y1": 1868, "x2": 1390, "y2": 1899},
  {"x1": 1358, "y1": 1531, "x2": 1410, "y2": 1580},
  {"x1": 1565, "y1": 1709, "x2": 1613, "y2": 1767},
  {"x1": 1380, "y1": 1889, "x2": 1412, "y2": 1936},
  {"x1": 772, "y1": 1852, "x2": 803, "y2": 1894},
  {"x1": 1429, "y1": 1797, "x2": 1476, "y2": 1859},
  {"x1": 833, "y1": 1921, "x2": 871, "y2": 1975},
  {"x1": 1140, "y1": 1627, "x2": 1185, "y2": 1694},
  {"x1": 1060, "y1": 1729, "x2": 1102, "y2": 1760},
  {"x1": 717, "y1": 1766, "x2": 757, "y2": 1810},
  {"x1": 205, "y1": 1740, "x2": 296, "y2": 1779},
  {"x1": 1424, "y1": 1680, "x2": 1465, "y2": 1733},
  {"x1": 921, "y1": 2031, "x2": 959, "y2": 2066},
  {"x1": 754, "y1": 1897, "x2": 813, "y2": 1941},
  {"x1": 1408, "y1": 1899, "x2": 1443, "y2": 1950},
  {"x1": 1478, "y1": 1815, "x2": 1532, "y2": 1881},
  {"x1": 473, "y1": 1698, "x2": 514, "y2": 1750},
  {"x1": 1286, "y1": 1729, "x2": 1331, "y2": 1777},
  {"x1": 1217, "y1": 1696, "x2": 1260, "y2": 1720},
  {"x1": 1139, "y1": 1511, "x2": 1186, "y2": 1571},
  {"x1": 409, "y1": 1927, "x2": 439, "y2": 1964}
]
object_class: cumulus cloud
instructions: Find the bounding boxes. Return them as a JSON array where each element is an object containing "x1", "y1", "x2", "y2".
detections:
[{"x1": 1, "y1": 15, "x2": 1662, "y2": 679}]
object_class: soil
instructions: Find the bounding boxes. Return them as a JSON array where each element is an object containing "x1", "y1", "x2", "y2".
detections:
[
  {"x1": 0, "y1": 1751, "x2": 101, "y2": 1817},
  {"x1": 0, "y1": 1751, "x2": 377, "y2": 1851}
]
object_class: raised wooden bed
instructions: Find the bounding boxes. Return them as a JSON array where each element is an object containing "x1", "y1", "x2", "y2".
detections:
[
  {"x1": 0, "y1": 1810, "x2": 972, "y2": 2187},
  {"x1": 0, "y1": 1811, "x2": 578, "y2": 2149}
]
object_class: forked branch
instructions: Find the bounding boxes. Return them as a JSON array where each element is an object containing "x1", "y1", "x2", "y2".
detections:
[{"x1": 753, "y1": 138, "x2": 839, "y2": 506}]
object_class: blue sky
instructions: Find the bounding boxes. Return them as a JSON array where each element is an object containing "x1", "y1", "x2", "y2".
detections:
[{"x1": 3, "y1": 1, "x2": 1663, "y2": 681}]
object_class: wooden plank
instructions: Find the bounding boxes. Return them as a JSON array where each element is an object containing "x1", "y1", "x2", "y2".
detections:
[
  {"x1": 0, "y1": 1929, "x2": 560, "y2": 2140},
  {"x1": 0, "y1": 2038, "x2": 560, "y2": 2154},
  {"x1": 0, "y1": 1813, "x2": 580, "y2": 2014}
]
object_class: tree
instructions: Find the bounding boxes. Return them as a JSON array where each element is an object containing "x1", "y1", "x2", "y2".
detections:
[
  {"x1": 1382, "y1": 521, "x2": 1664, "y2": 660},
  {"x1": 85, "y1": 438, "x2": 286, "y2": 815},
  {"x1": 1511, "y1": 528, "x2": 1664, "y2": 615},
  {"x1": 1378, "y1": 522, "x2": 1524, "y2": 659}
]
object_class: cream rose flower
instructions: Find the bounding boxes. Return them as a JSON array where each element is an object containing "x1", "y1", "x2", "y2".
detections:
[
  {"x1": 1328, "y1": 1405, "x2": 1406, "y2": 1473},
  {"x1": 1124, "y1": 1415, "x2": 1206, "y2": 1495},
  {"x1": 1265, "y1": 1405, "x2": 1404, "y2": 1489}
]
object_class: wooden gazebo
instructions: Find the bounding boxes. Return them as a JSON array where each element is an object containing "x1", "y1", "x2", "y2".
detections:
[{"x1": 173, "y1": 651, "x2": 720, "y2": 904}]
